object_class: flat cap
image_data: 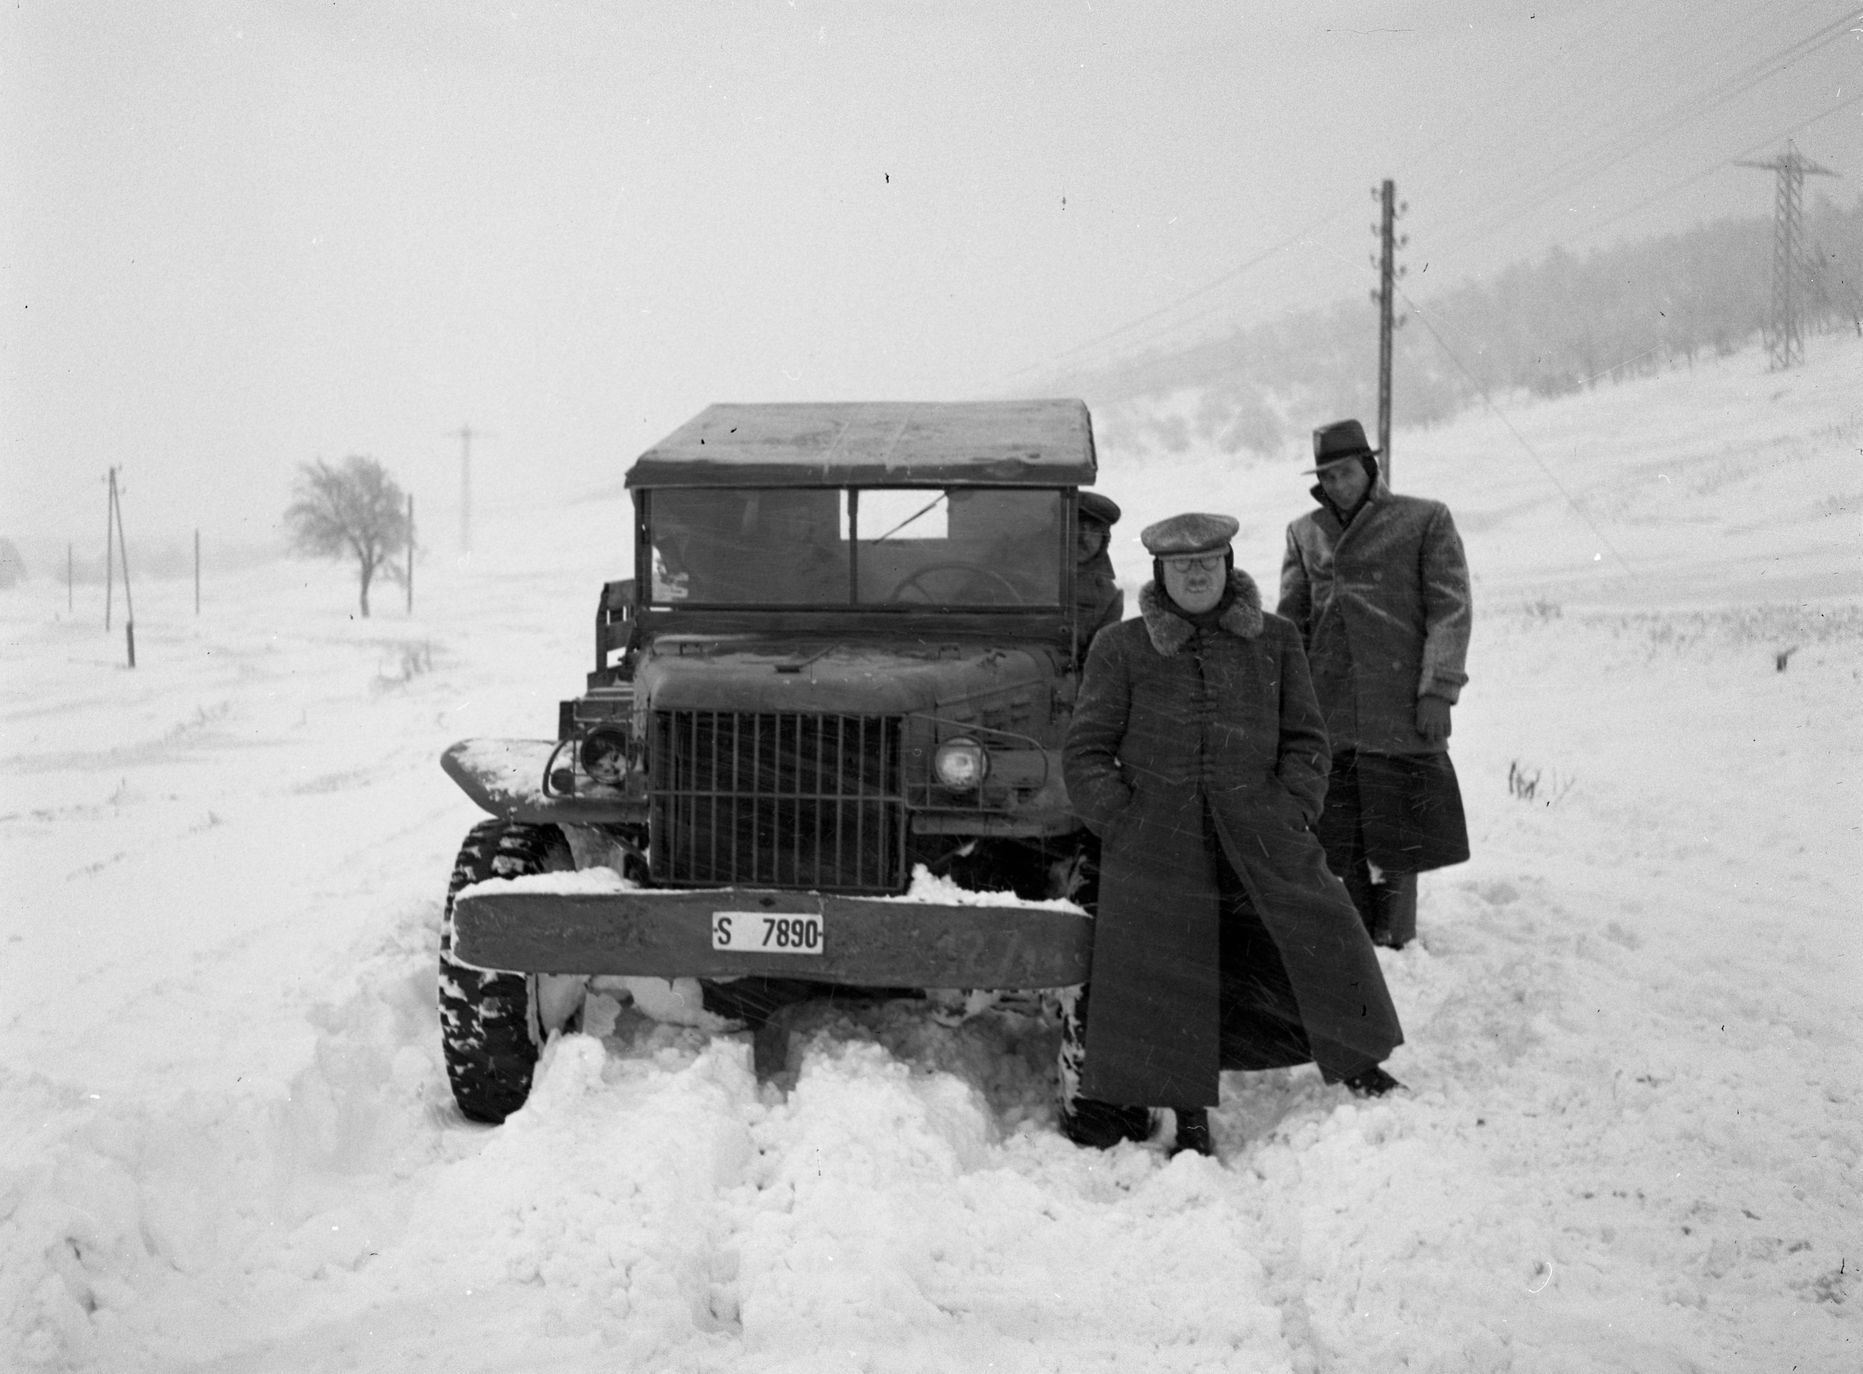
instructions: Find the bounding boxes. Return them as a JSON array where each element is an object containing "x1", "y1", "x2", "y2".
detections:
[
  {"x1": 1139, "y1": 512, "x2": 1239, "y2": 557},
  {"x1": 1078, "y1": 491, "x2": 1122, "y2": 526}
]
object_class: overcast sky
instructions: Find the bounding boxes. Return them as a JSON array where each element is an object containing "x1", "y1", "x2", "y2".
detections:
[{"x1": 4, "y1": 0, "x2": 1858, "y2": 554}]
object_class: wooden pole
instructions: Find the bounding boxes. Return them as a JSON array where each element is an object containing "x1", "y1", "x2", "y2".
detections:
[
  {"x1": 111, "y1": 468, "x2": 136, "y2": 667},
  {"x1": 1377, "y1": 179, "x2": 1395, "y2": 488},
  {"x1": 67, "y1": 542, "x2": 73, "y2": 612},
  {"x1": 194, "y1": 529, "x2": 201, "y2": 615},
  {"x1": 406, "y1": 492, "x2": 415, "y2": 614}
]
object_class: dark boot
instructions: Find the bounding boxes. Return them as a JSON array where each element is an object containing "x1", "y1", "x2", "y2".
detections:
[
  {"x1": 1371, "y1": 871, "x2": 1418, "y2": 949},
  {"x1": 1061, "y1": 1098, "x2": 1153, "y2": 1149},
  {"x1": 1170, "y1": 1108, "x2": 1214, "y2": 1158},
  {"x1": 1342, "y1": 1064, "x2": 1404, "y2": 1098},
  {"x1": 1340, "y1": 859, "x2": 1379, "y2": 936}
]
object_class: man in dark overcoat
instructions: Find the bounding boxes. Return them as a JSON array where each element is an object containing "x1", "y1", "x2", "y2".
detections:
[
  {"x1": 1061, "y1": 512, "x2": 1405, "y2": 1156},
  {"x1": 1074, "y1": 490, "x2": 1125, "y2": 650},
  {"x1": 1280, "y1": 420, "x2": 1472, "y2": 949}
]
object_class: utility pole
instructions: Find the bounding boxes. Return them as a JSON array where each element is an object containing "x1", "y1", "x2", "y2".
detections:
[
  {"x1": 105, "y1": 467, "x2": 136, "y2": 666},
  {"x1": 449, "y1": 423, "x2": 492, "y2": 555},
  {"x1": 1370, "y1": 179, "x2": 1408, "y2": 486},
  {"x1": 1736, "y1": 141, "x2": 1837, "y2": 370}
]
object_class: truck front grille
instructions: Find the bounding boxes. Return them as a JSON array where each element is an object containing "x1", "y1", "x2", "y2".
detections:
[{"x1": 649, "y1": 710, "x2": 905, "y2": 893}]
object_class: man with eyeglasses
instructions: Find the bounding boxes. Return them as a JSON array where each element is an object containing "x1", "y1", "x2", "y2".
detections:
[
  {"x1": 1280, "y1": 419, "x2": 1472, "y2": 950},
  {"x1": 1060, "y1": 511, "x2": 1405, "y2": 1158}
]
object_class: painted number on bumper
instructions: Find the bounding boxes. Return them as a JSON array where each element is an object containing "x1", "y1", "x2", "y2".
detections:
[{"x1": 712, "y1": 912, "x2": 825, "y2": 955}]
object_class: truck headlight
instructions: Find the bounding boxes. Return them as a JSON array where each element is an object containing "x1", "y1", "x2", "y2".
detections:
[
  {"x1": 933, "y1": 737, "x2": 989, "y2": 789},
  {"x1": 578, "y1": 726, "x2": 633, "y2": 785}
]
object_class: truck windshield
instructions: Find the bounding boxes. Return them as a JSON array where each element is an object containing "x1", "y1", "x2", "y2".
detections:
[{"x1": 646, "y1": 487, "x2": 1063, "y2": 608}]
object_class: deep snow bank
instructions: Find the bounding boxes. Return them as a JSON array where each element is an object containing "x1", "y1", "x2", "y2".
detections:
[{"x1": 3, "y1": 336, "x2": 1859, "y2": 1372}]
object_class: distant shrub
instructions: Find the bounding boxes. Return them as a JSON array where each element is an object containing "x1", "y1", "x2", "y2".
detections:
[
  {"x1": 375, "y1": 640, "x2": 436, "y2": 689},
  {"x1": 1508, "y1": 760, "x2": 1575, "y2": 806}
]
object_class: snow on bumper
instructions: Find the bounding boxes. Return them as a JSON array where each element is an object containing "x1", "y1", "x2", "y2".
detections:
[{"x1": 451, "y1": 869, "x2": 1092, "y2": 985}]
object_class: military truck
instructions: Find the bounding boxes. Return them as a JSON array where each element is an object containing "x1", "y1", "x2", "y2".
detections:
[{"x1": 438, "y1": 399, "x2": 1111, "y2": 1122}]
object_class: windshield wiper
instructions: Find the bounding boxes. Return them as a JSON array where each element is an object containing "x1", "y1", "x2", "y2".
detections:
[{"x1": 867, "y1": 492, "x2": 948, "y2": 544}]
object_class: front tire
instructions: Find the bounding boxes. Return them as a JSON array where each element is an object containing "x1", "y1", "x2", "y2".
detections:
[{"x1": 439, "y1": 820, "x2": 573, "y2": 1123}]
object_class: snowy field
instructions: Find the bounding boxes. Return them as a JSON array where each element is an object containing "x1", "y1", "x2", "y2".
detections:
[{"x1": 3, "y1": 336, "x2": 1858, "y2": 1372}]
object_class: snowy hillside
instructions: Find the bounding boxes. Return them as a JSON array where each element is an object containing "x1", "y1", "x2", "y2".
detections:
[{"x1": 2, "y1": 336, "x2": 1858, "y2": 1372}]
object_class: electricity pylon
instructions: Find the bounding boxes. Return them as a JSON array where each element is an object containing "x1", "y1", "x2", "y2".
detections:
[{"x1": 1735, "y1": 141, "x2": 1837, "y2": 370}]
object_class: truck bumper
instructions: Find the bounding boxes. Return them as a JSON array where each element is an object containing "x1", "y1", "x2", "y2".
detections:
[{"x1": 451, "y1": 887, "x2": 1092, "y2": 987}]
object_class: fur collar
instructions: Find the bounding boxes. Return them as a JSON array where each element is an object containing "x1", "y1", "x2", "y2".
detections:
[{"x1": 1138, "y1": 569, "x2": 1264, "y2": 653}]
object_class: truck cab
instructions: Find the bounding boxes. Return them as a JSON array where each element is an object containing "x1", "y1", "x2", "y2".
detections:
[{"x1": 439, "y1": 399, "x2": 1111, "y2": 1121}]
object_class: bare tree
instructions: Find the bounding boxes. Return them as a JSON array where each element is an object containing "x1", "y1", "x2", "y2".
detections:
[{"x1": 285, "y1": 456, "x2": 410, "y2": 618}]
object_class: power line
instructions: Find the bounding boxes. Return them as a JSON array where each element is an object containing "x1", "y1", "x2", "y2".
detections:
[
  {"x1": 1415, "y1": 0, "x2": 1780, "y2": 196},
  {"x1": 1397, "y1": 0, "x2": 1793, "y2": 252},
  {"x1": 991, "y1": 7, "x2": 1861, "y2": 393},
  {"x1": 1436, "y1": 4, "x2": 1853, "y2": 246},
  {"x1": 1398, "y1": 286, "x2": 1636, "y2": 576},
  {"x1": 1433, "y1": 7, "x2": 1863, "y2": 260},
  {"x1": 1570, "y1": 90, "x2": 1860, "y2": 247},
  {"x1": 995, "y1": 209, "x2": 1347, "y2": 387}
]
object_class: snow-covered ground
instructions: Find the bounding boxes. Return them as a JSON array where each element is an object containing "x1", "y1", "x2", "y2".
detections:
[{"x1": 3, "y1": 336, "x2": 1858, "y2": 1372}]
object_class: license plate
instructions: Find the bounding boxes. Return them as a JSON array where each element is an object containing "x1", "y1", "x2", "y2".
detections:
[{"x1": 711, "y1": 911, "x2": 825, "y2": 955}]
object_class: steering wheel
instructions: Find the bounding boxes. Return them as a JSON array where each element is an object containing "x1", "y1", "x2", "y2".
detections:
[{"x1": 887, "y1": 561, "x2": 1028, "y2": 605}]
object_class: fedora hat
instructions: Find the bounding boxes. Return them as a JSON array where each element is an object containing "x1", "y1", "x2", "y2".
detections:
[{"x1": 1306, "y1": 419, "x2": 1379, "y2": 472}]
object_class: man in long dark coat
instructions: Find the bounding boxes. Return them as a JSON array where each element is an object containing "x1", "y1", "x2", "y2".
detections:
[
  {"x1": 1280, "y1": 420, "x2": 1472, "y2": 949},
  {"x1": 1074, "y1": 490, "x2": 1125, "y2": 650},
  {"x1": 1061, "y1": 512, "x2": 1405, "y2": 1156}
]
